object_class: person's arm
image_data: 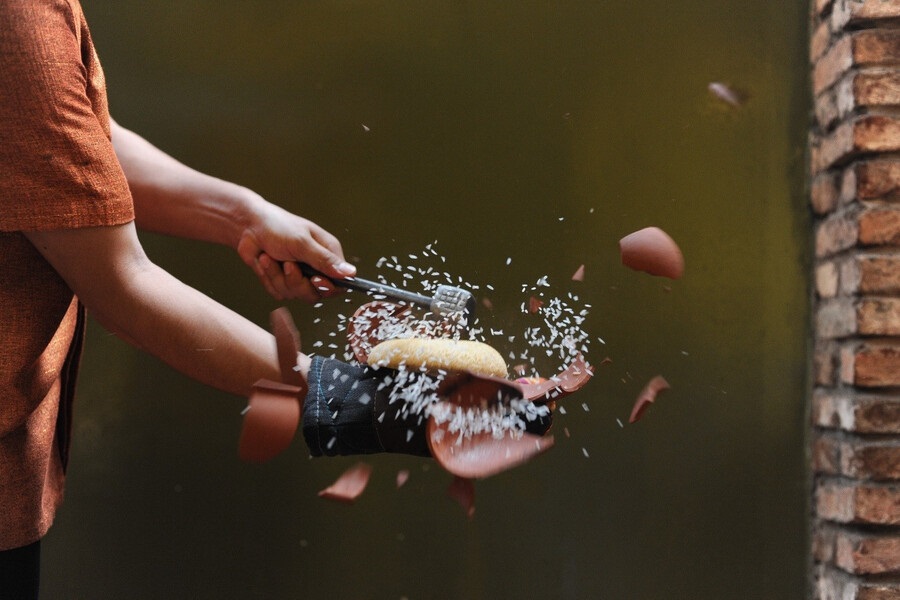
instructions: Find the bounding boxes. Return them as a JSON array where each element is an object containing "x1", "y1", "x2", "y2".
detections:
[
  {"x1": 25, "y1": 222, "x2": 311, "y2": 397},
  {"x1": 109, "y1": 120, "x2": 356, "y2": 301}
]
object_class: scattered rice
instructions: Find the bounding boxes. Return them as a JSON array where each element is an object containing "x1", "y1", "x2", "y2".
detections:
[{"x1": 310, "y1": 242, "x2": 597, "y2": 443}]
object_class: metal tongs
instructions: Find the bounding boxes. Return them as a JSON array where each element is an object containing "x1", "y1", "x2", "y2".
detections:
[{"x1": 300, "y1": 263, "x2": 476, "y2": 322}]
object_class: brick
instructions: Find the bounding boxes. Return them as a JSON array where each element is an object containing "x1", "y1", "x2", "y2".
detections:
[
  {"x1": 857, "y1": 254, "x2": 900, "y2": 294},
  {"x1": 856, "y1": 115, "x2": 899, "y2": 154},
  {"x1": 816, "y1": 479, "x2": 900, "y2": 525},
  {"x1": 813, "y1": 119, "x2": 855, "y2": 173},
  {"x1": 815, "y1": 340, "x2": 840, "y2": 386},
  {"x1": 812, "y1": 389, "x2": 852, "y2": 429},
  {"x1": 813, "y1": 171, "x2": 842, "y2": 214},
  {"x1": 818, "y1": 480, "x2": 857, "y2": 521},
  {"x1": 858, "y1": 583, "x2": 900, "y2": 600},
  {"x1": 814, "y1": 434, "x2": 843, "y2": 475},
  {"x1": 854, "y1": 28, "x2": 900, "y2": 66},
  {"x1": 812, "y1": 19, "x2": 834, "y2": 63},
  {"x1": 833, "y1": 0, "x2": 900, "y2": 29},
  {"x1": 813, "y1": 564, "x2": 853, "y2": 600},
  {"x1": 812, "y1": 116, "x2": 900, "y2": 172},
  {"x1": 814, "y1": 31, "x2": 900, "y2": 95},
  {"x1": 851, "y1": 70, "x2": 900, "y2": 111},
  {"x1": 819, "y1": 298, "x2": 859, "y2": 338},
  {"x1": 841, "y1": 162, "x2": 865, "y2": 205},
  {"x1": 818, "y1": 261, "x2": 841, "y2": 298},
  {"x1": 816, "y1": 36, "x2": 855, "y2": 96},
  {"x1": 812, "y1": 389, "x2": 900, "y2": 433},
  {"x1": 835, "y1": 532, "x2": 900, "y2": 574},
  {"x1": 826, "y1": 70, "x2": 900, "y2": 127},
  {"x1": 854, "y1": 159, "x2": 900, "y2": 201},
  {"x1": 813, "y1": 523, "x2": 838, "y2": 563},
  {"x1": 855, "y1": 484, "x2": 900, "y2": 525},
  {"x1": 841, "y1": 440, "x2": 900, "y2": 480},
  {"x1": 811, "y1": 564, "x2": 900, "y2": 600},
  {"x1": 815, "y1": 88, "x2": 841, "y2": 131},
  {"x1": 858, "y1": 298, "x2": 900, "y2": 336},
  {"x1": 854, "y1": 394, "x2": 900, "y2": 434},
  {"x1": 841, "y1": 342, "x2": 859, "y2": 385},
  {"x1": 839, "y1": 256, "x2": 862, "y2": 295},
  {"x1": 816, "y1": 209, "x2": 861, "y2": 257},
  {"x1": 855, "y1": 343, "x2": 900, "y2": 387},
  {"x1": 859, "y1": 204, "x2": 900, "y2": 247}
]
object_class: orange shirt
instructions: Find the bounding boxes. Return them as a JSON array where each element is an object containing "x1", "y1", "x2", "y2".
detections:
[{"x1": 0, "y1": 0, "x2": 134, "y2": 549}]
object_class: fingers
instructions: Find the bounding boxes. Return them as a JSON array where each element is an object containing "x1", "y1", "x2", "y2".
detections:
[
  {"x1": 308, "y1": 226, "x2": 356, "y2": 279},
  {"x1": 257, "y1": 253, "x2": 341, "y2": 303},
  {"x1": 236, "y1": 218, "x2": 355, "y2": 301}
]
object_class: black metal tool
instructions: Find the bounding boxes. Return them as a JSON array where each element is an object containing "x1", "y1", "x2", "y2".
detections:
[{"x1": 299, "y1": 263, "x2": 476, "y2": 320}]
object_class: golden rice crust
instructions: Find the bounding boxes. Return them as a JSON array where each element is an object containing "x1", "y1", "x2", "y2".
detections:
[{"x1": 366, "y1": 338, "x2": 508, "y2": 378}]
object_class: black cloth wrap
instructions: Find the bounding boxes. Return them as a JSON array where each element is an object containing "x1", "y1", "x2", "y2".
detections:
[
  {"x1": 302, "y1": 357, "x2": 553, "y2": 458},
  {"x1": 302, "y1": 356, "x2": 431, "y2": 457}
]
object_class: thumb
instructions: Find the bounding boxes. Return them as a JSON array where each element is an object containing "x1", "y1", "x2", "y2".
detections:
[{"x1": 307, "y1": 245, "x2": 356, "y2": 280}]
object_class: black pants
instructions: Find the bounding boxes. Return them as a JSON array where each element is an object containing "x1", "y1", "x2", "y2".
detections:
[{"x1": 0, "y1": 540, "x2": 40, "y2": 600}]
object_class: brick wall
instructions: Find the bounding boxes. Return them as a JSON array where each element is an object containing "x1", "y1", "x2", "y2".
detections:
[{"x1": 809, "y1": 1, "x2": 900, "y2": 598}]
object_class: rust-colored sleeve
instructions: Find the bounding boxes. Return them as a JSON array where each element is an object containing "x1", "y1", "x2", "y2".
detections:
[{"x1": 0, "y1": 0, "x2": 134, "y2": 232}]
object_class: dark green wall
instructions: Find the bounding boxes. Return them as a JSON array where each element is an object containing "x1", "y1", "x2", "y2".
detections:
[{"x1": 44, "y1": 2, "x2": 810, "y2": 598}]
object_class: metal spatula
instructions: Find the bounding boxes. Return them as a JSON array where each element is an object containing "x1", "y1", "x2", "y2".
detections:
[{"x1": 300, "y1": 263, "x2": 475, "y2": 320}]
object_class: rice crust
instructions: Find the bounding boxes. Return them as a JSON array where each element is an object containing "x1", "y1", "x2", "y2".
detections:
[{"x1": 367, "y1": 338, "x2": 508, "y2": 378}]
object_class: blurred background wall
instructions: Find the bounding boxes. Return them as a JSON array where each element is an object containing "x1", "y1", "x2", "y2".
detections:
[{"x1": 43, "y1": 2, "x2": 810, "y2": 598}]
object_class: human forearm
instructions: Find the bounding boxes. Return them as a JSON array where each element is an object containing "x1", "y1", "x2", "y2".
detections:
[
  {"x1": 100, "y1": 263, "x2": 281, "y2": 396},
  {"x1": 110, "y1": 119, "x2": 356, "y2": 302},
  {"x1": 25, "y1": 223, "x2": 303, "y2": 397},
  {"x1": 110, "y1": 120, "x2": 260, "y2": 247}
]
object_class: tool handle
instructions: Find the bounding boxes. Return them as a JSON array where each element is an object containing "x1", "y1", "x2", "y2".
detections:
[{"x1": 299, "y1": 263, "x2": 433, "y2": 308}]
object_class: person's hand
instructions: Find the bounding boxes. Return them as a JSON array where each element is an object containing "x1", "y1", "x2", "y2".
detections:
[{"x1": 236, "y1": 201, "x2": 356, "y2": 302}]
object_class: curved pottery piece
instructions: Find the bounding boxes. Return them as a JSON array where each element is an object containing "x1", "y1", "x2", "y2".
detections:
[
  {"x1": 238, "y1": 379, "x2": 302, "y2": 462},
  {"x1": 271, "y1": 307, "x2": 306, "y2": 390},
  {"x1": 518, "y1": 354, "x2": 594, "y2": 403},
  {"x1": 435, "y1": 370, "x2": 523, "y2": 408},
  {"x1": 427, "y1": 401, "x2": 556, "y2": 479},
  {"x1": 629, "y1": 375, "x2": 670, "y2": 424},
  {"x1": 346, "y1": 301, "x2": 412, "y2": 363},
  {"x1": 317, "y1": 461, "x2": 373, "y2": 503},
  {"x1": 238, "y1": 308, "x2": 306, "y2": 462},
  {"x1": 619, "y1": 226, "x2": 684, "y2": 279}
]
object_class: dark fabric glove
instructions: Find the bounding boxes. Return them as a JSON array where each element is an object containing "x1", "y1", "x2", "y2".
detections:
[
  {"x1": 302, "y1": 356, "x2": 431, "y2": 457},
  {"x1": 302, "y1": 357, "x2": 555, "y2": 458}
]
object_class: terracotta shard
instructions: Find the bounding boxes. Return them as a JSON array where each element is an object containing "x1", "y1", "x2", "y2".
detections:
[
  {"x1": 528, "y1": 296, "x2": 543, "y2": 314},
  {"x1": 447, "y1": 475, "x2": 476, "y2": 518},
  {"x1": 238, "y1": 379, "x2": 302, "y2": 462},
  {"x1": 427, "y1": 405, "x2": 556, "y2": 479},
  {"x1": 396, "y1": 469, "x2": 410, "y2": 489},
  {"x1": 346, "y1": 301, "x2": 412, "y2": 363},
  {"x1": 571, "y1": 264, "x2": 585, "y2": 281},
  {"x1": 628, "y1": 375, "x2": 671, "y2": 423},
  {"x1": 619, "y1": 227, "x2": 684, "y2": 280},
  {"x1": 519, "y1": 354, "x2": 594, "y2": 403},
  {"x1": 271, "y1": 308, "x2": 306, "y2": 391},
  {"x1": 318, "y1": 462, "x2": 373, "y2": 503},
  {"x1": 436, "y1": 371, "x2": 523, "y2": 408}
]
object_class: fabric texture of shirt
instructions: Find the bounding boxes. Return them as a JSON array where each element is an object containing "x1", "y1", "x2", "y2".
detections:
[{"x1": 0, "y1": 0, "x2": 134, "y2": 550}]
